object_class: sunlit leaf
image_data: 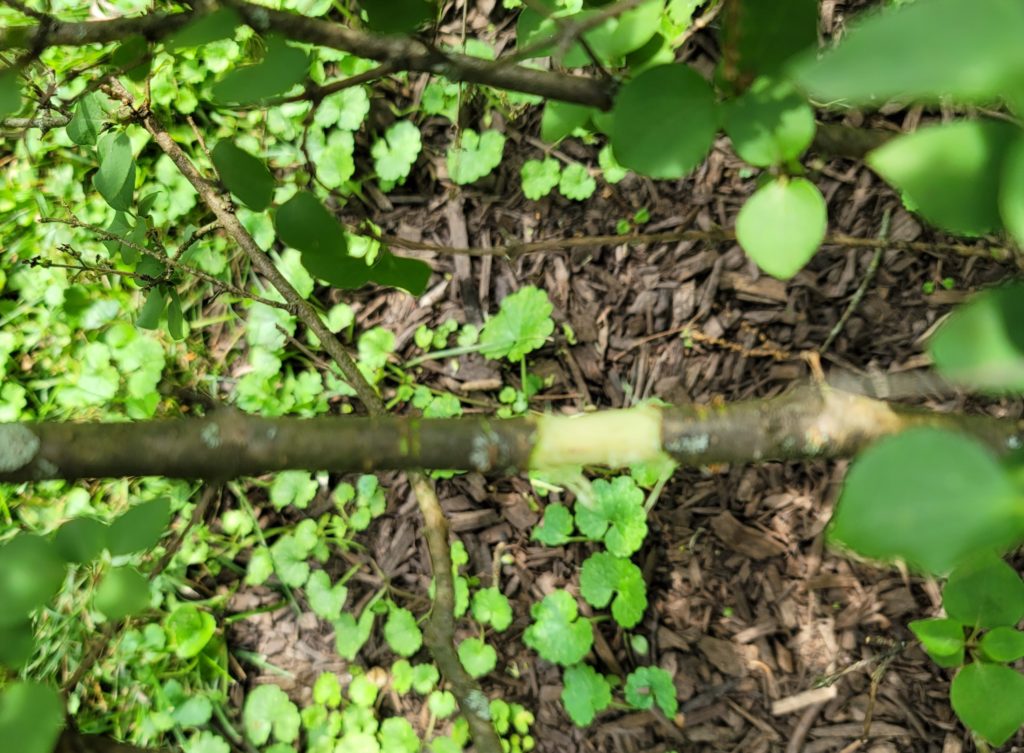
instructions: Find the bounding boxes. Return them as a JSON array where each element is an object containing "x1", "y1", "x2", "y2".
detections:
[
  {"x1": 66, "y1": 92, "x2": 104, "y2": 147},
  {"x1": 93, "y1": 131, "x2": 135, "y2": 211},
  {"x1": 736, "y1": 177, "x2": 826, "y2": 279},
  {"x1": 950, "y1": 662, "x2": 1024, "y2": 746},
  {"x1": 723, "y1": 79, "x2": 816, "y2": 166},
  {"x1": 943, "y1": 553, "x2": 1024, "y2": 629}
]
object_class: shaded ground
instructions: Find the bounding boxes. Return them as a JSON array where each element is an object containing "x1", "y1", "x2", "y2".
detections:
[{"x1": 222, "y1": 3, "x2": 1024, "y2": 752}]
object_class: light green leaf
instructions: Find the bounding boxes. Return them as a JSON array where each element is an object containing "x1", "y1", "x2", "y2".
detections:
[
  {"x1": 532, "y1": 503, "x2": 574, "y2": 546},
  {"x1": 735, "y1": 177, "x2": 826, "y2": 279},
  {"x1": 457, "y1": 637, "x2": 497, "y2": 678},
  {"x1": 0, "y1": 68, "x2": 22, "y2": 120},
  {"x1": 943, "y1": 553, "x2": 1024, "y2": 629},
  {"x1": 523, "y1": 590, "x2": 593, "y2": 666},
  {"x1": 372, "y1": 120, "x2": 421, "y2": 183},
  {"x1": 447, "y1": 129, "x2": 506, "y2": 185},
  {"x1": 558, "y1": 163, "x2": 596, "y2": 201},
  {"x1": 165, "y1": 604, "x2": 217, "y2": 659},
  {"x1": 379, "y1": 717, "x2": 419, "y2": 753},
  {"x1": 579, "y1": 552, "x2": 648, "y2": 628},
  {"x1": 318, "y1": 130, "x2": 356, "y2": 188},
  {"x1": 66, "y1": 92, "x2": 104, "y2": 147},
  {"x1": 561, "y1": 663, "x2": 611, "y2": 726},
  {"x1": 723, "y1": 80, "x2": 815, "y2": 167},
  {"x1": 384, "y1": 606, "x2": 422, "y2": 657},
  {"x1": 541, "y1": 101, "x2": 592, "y2": 144},
  {"x1": 349, "y1": 674, "x2": 379, "y2": 707},
  {"x1": 908, "y1": 618, "x2": 965, "y2": 668},
  {"x1": 480, "y1": 285, "x2": 554, "y2": 363},
  {"x1": 0, "y1": 682, "x2": 64, "y2": 753},
  {"x1": 270, "y1": 470, "x2": 318, "y2": 510},
  {"x1": 94, "y1": 566, "x2": 151, "y2": 620},
  {"x1": 306, "y1": 570, "x2": 348, "y2": 621},
  {"x1": 950, "y1": 662, "x2": 1024, "y2": 746},
  {"x1": 624, "y1": 666, "x2": 677, "y2": 717},
  {"x1": 521, "y1": 158, "x2": 561, "y2": 200},
  {"x1": 334, "y1": 609, "x2": 375, "y2": 660},
  {"x1": 243, "y1": 684, "x2": 300, "y2": 745},
  {"x1": 471, "y1": 587, "x2": 513, "y2": 632},
  {"x1": 211, "y1": 140, "x2": 274, "y2": 211},
  {"x1": 184, "y1": 731, "x2": 231, "y2": 753},
  {"x1": 980, "y1": 627, "x2": 1024, "y2": 663},
  {"x1": 575, "y1": 476, "x2": 648, "y2": 557},
  {"x1": 246, "y1": 548, "x2": 273, "y2": 585}
]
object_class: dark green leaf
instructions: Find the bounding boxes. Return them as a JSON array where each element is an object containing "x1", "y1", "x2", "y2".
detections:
[
  {"x1": 610, "y1": 64, "x2": 716, "y2": 179},
  {"x1": 166, "y1": 7, "x2": 241, "y2": 50},
  {"x1": 999, "y1": 136, "x2": 1024, "y2": 247},
  {"x1": 0, "y1": 682, "x2": 64, "y2": 753},
  {"x1": 212, "y1": 36, "x2": 309, "y2": 105},
  {"x1": 93, "y1": 131, "x2": 135, "y2": 211},
  {"x1": 167, "y1": 289, "x2": 184, "y2": 341},
  {"x1": 359, "y1": 0, "x2": 434, "y2": 34},
  {"x1": 136, "y1": 288, "x2": 165, "y2": 330},
  {"x1": 94, "y1": 566, "x2": 151, "y2": 620},
  {"x1": 735, "y1": 177, "x2": 826, "y2": 279},
  {"x1": 723, "y1": 80, "x2": 816, "y2": 167},
  {"x1": 370, "y1": 251, "x2": 431, "y2": 296},
  {"x1": 103, "y1": 212, "x2": 134, "y2": 261},
  {"x1": 721, "y1": 0, "x2": 817, "y2": 83},
  {"x1": 541, "y1": 101, "x2": 593, "y2": 144},
  {"x1": 943, "y1": 553, "x2": 1024, "y2": 629},
  {"x1": 980, "y1": 627, "x2": 1024, "y2": 663},
  {"x1": 107, "y1": 497, "x2": 171, "y2": 556},
  {"x1": 66, "y1": 93, "x2": 104, "y2": 147},
  {"x1": 908, "y1": 618, "x2": 965, "y2": 668},
  {"x1": 111, "y1": 36, "x2": 151, "y2": 81},
  {"x1": 0, "y1": 622, "x2": 35, "y2": 670},
  {"x1": 950, "y1": 662, "x2": 1024, "y2": 746},
  {"x1": 866, "y1": 120, "x2": 1017, "y2": 236},
  {"x1": 211, "y1": 140, "x2": 275, "y2": 211},
  {"x1": 0, "y1": 68, "x2": 21, "y2": 119},
  {"x1": 275, "y1": 191, "x2": 371, "y2": 288},
  {"x1": 829, "y1": 428, "x2": 1023, "y2": 575},
  {"x1": 54, "y1": 517, "x2": 107, "y2": 563},
  {"x1": 0, "y1": 535, "x2": 66, "y2": 627}
]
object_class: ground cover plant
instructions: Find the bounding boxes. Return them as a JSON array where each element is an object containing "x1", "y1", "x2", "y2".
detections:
[{"x1": 1, "y1": 0, "x2": 1024, "y2": 751}]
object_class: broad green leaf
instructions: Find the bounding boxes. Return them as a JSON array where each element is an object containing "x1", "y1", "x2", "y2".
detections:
[
  {"x1": 94, "y1": 566, "x2": 151, "y2": 620},
  {"x1": 980, "y1": 627, "x2": 1024, "y2": 663},
  {"x1": 479, "y1": 285, "x2": 554, "y2": 362},
  {"x1": 829, "y1": 429, "x2": 1024, "y2": 575},
  {"x1": 532, "y1": 502, "x2": 574, "y2": 546},
  {"x1": 521, "y1": 158, "x2": 561, "y2": 200},
  {"x1": 167, "y1": 289, "x2": 184, "y2": 340},
  {"x1": 211, "y1": 141, "x2": 274, "y2": 211},
  {"x1": 866, "y1": 120, "x2": 1017, "y2": 236},
  {"x1": 349, "y1": 674, "x2": 379, "y2": 707},
  {"x1": 908, "y1": 618, "x2": 965, "y2": 668},
  {"x1": 0, "y1": 535, "x2": 66, "y2": 626},
  {"x1": 371, "y1": 120, "x2": 421, "y2": 183},
  {"x1": 166, "y1": 7, "x2": 241, "y2": 50},
  {"x1": 457, "y1": 637, "x2": 497, "y2": 678},
  {"x1": 523, "y1": 590, "x2": 593, "y2": 666},
  {"x1": 735, "y1": 177, "x2": 826, "y2": 279},
  {"x1": 384, "y1": 606, "x2": 422, "y2": 657},
  {"x1": 184, "y1": 731, "x2": 230, "y2": 753},
  {"x1": 213, "y1": 36, "x2": 309, "y2": 105},
  {"x1": 0, "y1": 621, "x2": 35, "y2": 669},
  {"x1": 305, "y1": 570, "x2": 347, "y2": 621},
  {"x1": 558, "y1": 163, "x2": 596, "y2": 201},
  {"x1": 792, "y1": 0, "x2": 1024, "y2": 104},
  {"x1": 54, "y1": 517, "x2": 107, "y2": 563},
  {"x1": 561, "y1": 663, "x2": 612, "y2": 726},
  {"x1": 334, "y1": 610, "x2": 375, "y2": 660},
  {"x1": 275, "y1": 191, "x2": 370, "y2": 288},
  {"x1": 723, "y1": 80, "x2": 815, "y2": 167},
  {"x1": 107, "y1": 497, "x2": 171, "y2": 555},
  {"x1": 93, "y1": 131, "x2": 135, "y2": 211},
  {"x1": 313, "y1": 672, "x2": 342, "y2": 707},
  {"x1": 369, "y1": 251, "x2": 432, "y2": 296},
  {"x1": 66, "y1": 93, "x2": 104, "y2": 146},
  {"x1": 270, "y1": 470, "x2": 317, "y2": 510},
  {"x1": 165, "y1": 604, "x2": 217, "y2": 659},
  {"x1": 111, "y1": 36, "x2": 151, "y2": 81},
  {"x1": 0, "y1": 682, "x2": 64, "y2": 753},
  {"x1": 471, "y1": 587, "x2": 513, "y2": 632},
  {"x1": 579, "y1": 552, "x2": 647, "y2": 628},
  {"x1": 380, "y1": 718, "x2": 419, "y2": 753},
  {"x1": 410, "y1": 663, "x2": 439, "y2": 694},
  {"x1": 137, "y1": 287, "x2": 165, "y2": 330},
  {"x1": 317, "y1": 130, "x2": 355, "y2": 188},
  {"x1": 609, "y1": 64, "x2": 716, "y2": 179},
  {"x1": 243, "y1": 684, "x2": 300, "y2": 745},
  {"x1": 721, "y1": 0, "x2": 817, "y2": 82},
  {"x1": 447, "y1": 129, "x2": 506, "y2": 185},
  {"x1": 943, "y1": 553, "x2": 1024, "y2": 629},
  {"x1": 584, "y1": 0, "x2": 662, "y2": 62},
  {"x1": 271, "y1": 535, "x2": 311, "y2": 588},
  {"x1": 575, "y1": 476, "x2": 648, "y2": 557},
  {"x1": 999, "y1": 137, "x2": 1024, "y2": 248},
  {"x1": 541, "y1": 101, "x2": 592, "y2": 144},
  {"x1": 929, "y1": 283, "x2": 1024, "y2": 393},
  {"x1": 624, "y1": 666, "x2": 677, "y2": 717},
  {"x1": 0, "y1": 68, "x2": 21, "y2": 119},
  {"x1": 359, "y1": 0, "x2": 433, "y2": 33},
  {"x1": 950, "y1": 662, "x2": 1024, "y2": 746}
]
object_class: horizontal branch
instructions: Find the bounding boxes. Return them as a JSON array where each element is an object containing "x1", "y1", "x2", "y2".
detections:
[{"x1": 0, "y1": 388, "x2": 1017, "y2": 482}]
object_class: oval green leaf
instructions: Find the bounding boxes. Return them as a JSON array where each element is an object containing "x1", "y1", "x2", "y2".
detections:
[
  {"x1": 908, "y1": 618, "x2": 965, "y2": 668},
  {"x1": 735, "y1": 177, "x2": 826, "y2": 279},
  {"x1": 54, "y1": 517, "x2": 107, "y2": 563},
  {"x1": 0, "y1": 621, "x2": 36, "y2": 670},
  {"x1": 722, "y1": 0, "x2": 817, "y2": 81},
  {"x1": 0, "y1": 68, "x2": 22, "y2": 120},
  {"x1": 829, "y1": 429, "x2": 1024, "y2": 575},
  {"x1": 980, "y1": 627, "x2": 1024, "y2": 663},
  {"x1": 609, "y1": 64, "x2": 717, "y2": 179},
  {"x1": 0, "y1": 535, "x2": 66, "y2": 627},
  {"x1": 723, "y1": 80, "x2": 816, "y2": 167},
  {"x1": 94, "y1": 566, "x2": 151, "y2": 620},
  {"x1": 107, "y1": 497, "x2": 171, "y2": 556},
  {"x1": 165, "y1": 604, "x2": 218, "y2": 659},
  {"x1": 93, "y1": 131, "x2": 135, "y2": 211},
  {"x1": 866, "y1": 120, "x2": 1017, "y2": 236},
  {"x1": 212, "y1": 36, "x2": 309, "y2": 105},
  {"x1": 999, "y1": 136, "x2": 1024, "y2": 247},
  {"x1": 275, "y1": 191, "x2": 370, "y2": 289},
  {"x1": 0, "y1": 681, "x2": 64, "y2": 753},
  {"x1": 950, "y1": 662, "x2": 1024, "y2": 746},
  {"x1": 943, "y1": 553, "x2": 1024, "y2": 629},
  {"x1": 211, "y1": 140, "x2": 274, "y2": 211},
  {"x1": 66, "y1": 92, "x2": 104, "y2": 147}
]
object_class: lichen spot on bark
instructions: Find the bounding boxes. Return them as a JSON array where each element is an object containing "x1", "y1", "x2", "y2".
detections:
[
  {"x1": 201, "y1": 422, "x2": 221, "y2": 449},
  {"x1": 0, "y1": 425, "x2": 40, "y2": 472}
]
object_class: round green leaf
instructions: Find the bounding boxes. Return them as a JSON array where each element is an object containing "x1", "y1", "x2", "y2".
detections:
[
  {"x1": 561, "y1": 663, "x2": 612, "y2": 727},
  {"x1": 457, "y1": 637, "x2": 497, "y2": 679},
  {"x1": 275, "y1": 192, "x2": 371, "y2": 288},
  {"x1": 94, "y1": 566, "x2": 151, "y2": 620},
  {"x1": 829, "y1": 429, "x2": 1024, "y2": 575},
  {"x1": 980, "y1": 627, "x2": 1024, "y2": 663},
  {"x1": 243, "y1": 684, "x2": 300, "y2": 745},
  {"x1": 943, "y1": 553, "x2": 1024, "y2": 629},
  {"x1": 523, "y1": 590, "x2": 593, "y2": 666},
  {"x1": 624, "y1": 666, "x2": 678, "y2": 717},
  {"x1": 908, "y1": 618, "x2": 965, "y2": 668},
  {"x1": 541, "y1": 101, "x2": 592, "y2": 145},
  {"x1": 384, "y1": 606, "x2": 423, "y2": 657},
  {"x1": 1000, "y1": 136, "x2": 1024, "y2": 249},
  {"x1": 723, "y1": 80, "x2": 816, "y2": 167},
  {"x1": 735, "y1": 177, "x2": 826, "y2": 279},
  {"x1": 0, "y1": 621, "x2": 36, "y2": 670},
  {"x1": 950, "y1": 662, "x2": 1024, "y2": 746},
  {"x1": 54, "y1": 517, "x2": 107, "y2": 563},
  {"x1": 609, "y1": 64, "x2": 716, "y2": 179},
  {"x1": 212, "y1": 36, "x2": 309, "y2": 105},
  {"x1": 211, "y1": 141, "x2": 274, "y2": 211},
  {"x1": 0, "y1": 681, "x2": 64, "y2": 753},
  {"x1": 930, "y1": 283, "x2": 1024, "y2": 392},
  {"x1": 107, "y1": 497, "x2": 171, "y2": 556},
  {"x1": 0, "y1": 535, "x2": 66, "y2": 626},
  {"x1": 584, "y1": 0, "x2": 662, "y2": 62},
  {"x1": 165, "y1": 604, "x2": 218, "y2": 659}
]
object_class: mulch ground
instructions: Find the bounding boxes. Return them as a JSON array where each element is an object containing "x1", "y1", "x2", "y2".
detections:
[{"x1": 222, "y1": 3, "x2": 1024, "y2": 751}]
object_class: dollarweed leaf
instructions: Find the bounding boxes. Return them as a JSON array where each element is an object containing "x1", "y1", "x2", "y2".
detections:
[
  {"x1": 561, "y1": 663, "x2": 612, "y2": 726},
  {"x1": 523, "y1": 590, "x2": 593, "y2": 666},
  {"x1": 579, "y1": 552, "x2": 648, "y2": 628},
  {"x1": 575, "y1": 476, "x2": 648, "y2": 557},
  {"x1": 480, "y1": 286, "x2": 555, "y2": 363}
]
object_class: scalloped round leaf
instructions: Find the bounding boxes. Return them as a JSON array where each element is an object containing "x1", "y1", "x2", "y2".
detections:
[
  {"x1": 866, "y1": 120, "x2": 1017, "y2": 236},
  {"x1": 0, "y1": 535, "x2": 66, "y2": 627},
  {"x1": 829, "y1": 429, "x2": 1024, "y2": 575},
  {"x1": 609, "y1": 64, "x2": 716, "y2": 179},
  {"x1": 943, "y1": 553, "x2": 1024, "y2": 629},
  {"x1": 723, "y1": 80, "x2": 816, "y2": 166},
  {"x1": 735, "y1": 177, "x2": 826, "y2": 279},
  {"x1": 94, "y1": 566, "x2": 151, "y2": 621},
  {"x1": 950, "y1": 662, "x2": 1024, "y2": 746},
  {"x1": 212, "y1": 36, "x2": 309, "y2": 105},
  {"x1": 929, "y1": 283, "x2": 1024, "y2": 393},
  {"x1": 457, "y1": 637, "x2": 497, "y2": 679},
  {"x1": 359, "y1": 0, "x2": 434, "y2": 34},
  {"x1": 0, "y1": 681, "x2": 64, "y2": 753},
  {"x1": 999, "y1": 136, "x2": 1024, "y2": 248},
  {"x1": 561, "y1": 664, "x2": 612, "y2": 727},
  {"x1": 54, "y1": 517, "x2": 107, "y2": 563},
  {"x1": 107, "y1": 497, "x2": 171, "y2": 556},
  {"x1": 584, "y1": 0, "x2": 662, "y2": 62},
  {"x1": 275, "y1": 192, "x2": 371, "y2": 289},
  {"x1": 211, "y1": 141, "x2": 274, "y2": 211},
  {"x1": 980, "y1": 627, "x2": 1024, "y2": 663}
]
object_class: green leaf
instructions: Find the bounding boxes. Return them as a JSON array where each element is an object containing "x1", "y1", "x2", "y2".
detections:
[
  {"x1": 313, "y1": 671, "x2": 342, "y2": 707},
  {"x1": 427, "y1": 690, "x2": 457, "y2": 718},
  {"x1": 384, "y1": 606, "x2": 423, "y2": 657},
  {"x1": 479, "y1": 285, "x2": 555, "y2": 363},
  {"x1": 53, "y1": 517, "x2": 107, "y2": 563},
  {"x1": 575, "y1": 476, "x2": 648, "y2": 557},
  {"x1": 980, "y1": 627, "x2": 1024, "y2": 663},
  {"x1": 457, "y1": 637, "x2": 497, "y2": 678},
  {"x1": 213, "y1": 36, "x2": 309, "y2": 105},
  {"x1": 317, "y1": 130, "x2": 356, "y2": 188},
  {"x1": 243, "y1": 684, "x2": 300, "y2": 745},
  {"x1": 211, "y1": 140, "x2": 274, "y2": 211},
  {"x1": 735, "y1": 177, "x2": 826, "y2": 280},
  {"x1": 246, "y1": 548, "x2": 273, "y2": 586},
  {"x1": 583, "y1": 0, "x2": 662, "y2": 62},
  {"x1": 579, "y1": 552, "x2": 648, "y2": 628},
  {"x1": 185, "y1": 731, "x2": 230, "y2": 753},
  {"x1": 908, "y1": 618, "x2": 965, "y2": 668},
  {"x1": 372, "y1": 120, "x2": 421, "y2": 183},
  {"x1": 541, "y1": 101, "x2": 592, "y2": 144},
  {"x1": 0, "y1": 535, "x2": 66, "y2": 626},
  {"x1": 943, "y1": 553, "x2": 1024, "y2": 629},
  {"x1": 0, "y1": 621, "x2": 36, "y2": 669},
  {"x1": 523, "y1": 590, "x2": 593, "y2": 666},
  {"x1": 107, "y1": 497, "x2": 171, "y2": 555},
  {"x1": 829, "y1": 428, "x2": 1023, "y2": 575},
  {"x1": 167, "y1": 289, "x2": 184, "y2": 340},
  {"x1": 723, "y1": 80, "x2": 815, "y2": 167},
  {"x1": 0, "y1": 68, "x2": 22, "y2": 120},
  {"x1": 271, "y1": 534, "x2": 312, "y2": 588},
  {"x1": 610, "y1": 64, "x2": 716, "y2": 179},
  {"x1": 349, "y1": 674, "x2": 379, "y2": 707},
  {"x1": 306, "y1": 570, "x2": 348, "y2": 621},
  {"x1": 380, "y1": 717, "x2": 419, "y2": 753},
  {"x1": 410, "y1": 663, "x2": 439, "y2": 694},
  {"x1": 1000, "y1": 137, "x2": 1024, "y2": 248},
  {"x1": 165, "y1": 604, "x2": 217, "y2": 659},
  {"x1": 359, "y1": 0, "x2": 434, "y2": 33},
  {"x1": 624, "y1": 666, "x2": 678, "y2": 717},
  {"x1": 521, "y1": 158, "x2": 561, "y2": 200},
  {"x1": 137, "y1": 287, "x2": 166, "y2": 330},
  {"x1": 598, "y1": 144, "x2": 628, "y2": 184},
  {"x1": 792, "y1": 0, "x2": 1024, "y2": 104},
  {"x1": 722, "y1": 0, "x2": 817, "y2": 81},
  {"x1": 93, "y1": 131, "x2": 135, "y2": 211},
  {"x1": 166, "y1": 7, "x2": 241, "y2": 50},
  {"x1": 275, "y1": 191, "x2": 369, "y2": 289},
  {"x1": 66, "y1": 93, "x2": 104, "y2": 147},
  {"x1": 334, "y1": 609, "x2": 375, "y2": 660},
  {"x1": 270, "y1": 470, "x2": 318, "y2": 510},
  {"x1": 561, "y1": 663, "x2": 612, "y2": 726},
  {"x1": 111, "y1": 36, "x2": 151, "y2": 81},
  {"x1": 94, "y1": 566, "x2": 151, "y2": 620},
  {"x1": 471, "y1": 587, "x2": 513, "y2": 632},
  {"x1": 929, "y1": 283, "x2": 1024, "y2": 393},
  {"x1": 446, "y1": 129, "x2": 506, "y2": 185},
  {"x1": 558, "y1": 163, "x2": 596, "y2": 201},
  {"x1": 532, "y1": 502, "x2": 574, "y2": 546},
  {"x1": 866, "y1": 120, "x2": 1017, "y2": 236},
  {"x1": 950, "y1": 662, "x2": 1024, "y2": 746},
  {"x1": 0, "y1": 682, "x2": 64, "y2": 753},
  {"x1": 370, "y1": 250, "x2": 432, "y2": 296}
]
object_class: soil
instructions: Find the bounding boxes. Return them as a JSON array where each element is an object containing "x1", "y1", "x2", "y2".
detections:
[{"x1": 222, "y1": 3, "x2": 1024, "y2": 752}]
